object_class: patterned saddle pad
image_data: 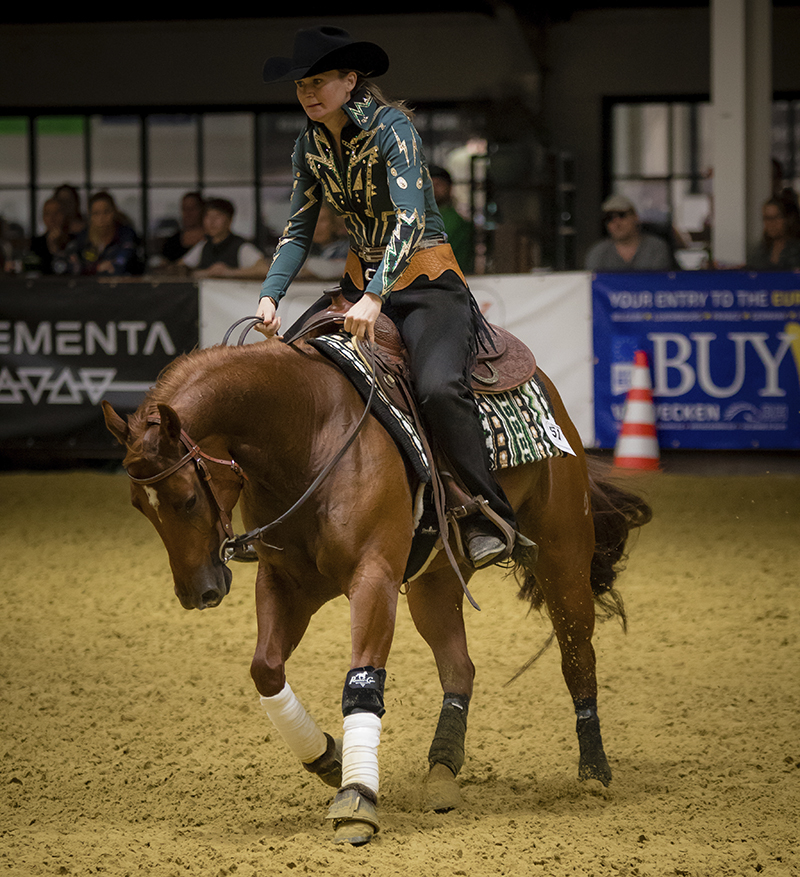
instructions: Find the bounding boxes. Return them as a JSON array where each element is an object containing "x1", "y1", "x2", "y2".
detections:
[{"x1": 307, "y1": 332, "x2": 573, "y2": 480}]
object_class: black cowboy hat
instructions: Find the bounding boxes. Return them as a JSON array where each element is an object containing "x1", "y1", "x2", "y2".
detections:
[{"x1": 262, "y1": 25, "x2": 389, "y2": 83}]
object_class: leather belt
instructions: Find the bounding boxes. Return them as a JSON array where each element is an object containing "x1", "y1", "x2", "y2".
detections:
[{"x1": 351, "y1": 236, "x2": 448, "y2": 264}]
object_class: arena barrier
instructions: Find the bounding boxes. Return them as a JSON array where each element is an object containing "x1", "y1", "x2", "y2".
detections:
[
  {"x1": 197, "y1": 273, "x2": 595, "y2": 444},
  {"x1": 592, "y1": 271, "x2": 800, "y2": 450},
  {"x1": 0, "y1": 279, "x2": 198, "y2": 458},
  {"x1": 3, "y1": 271, "x2": 798, "y2": 457}
]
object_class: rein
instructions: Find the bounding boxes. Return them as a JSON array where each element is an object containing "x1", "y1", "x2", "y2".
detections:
[
  {"x1": 126, "y1": 315, "x2": 377, "y2": 564},
  {"x1": 215, "y1": 315, "x2": 378, "y2": 562},
  {"x1": 130, "y1": 312, "x2": 481, "y2": 612}
]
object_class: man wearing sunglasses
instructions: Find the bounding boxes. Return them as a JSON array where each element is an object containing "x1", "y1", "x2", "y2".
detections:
[{"x1": 585, "y1": 194, "x2": 673, "y2": 272}]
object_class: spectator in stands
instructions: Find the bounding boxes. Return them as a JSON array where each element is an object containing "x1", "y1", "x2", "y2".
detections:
[
  {"x1": 585, "y1": 194, "x2": 674, "y2": 272},
  {"x1": 23, "y1": 197, "x2": 72, "y2": 275},
  {"x1": 181, "y1": 197, "x2": 269, "y2": 279},
  {"x1": 53, "y1": 184, "x2": 86, "y2": 236},
  {"x1": 429, "y1": 165, "x2": 475, "y2": 273},
  {"x1": 296, "y1": 201, "x2": 350, "y2": 280},
  {"x1": 746, "y1": 195, "x2": 800, "y2": 271},
  {"x1": 0, "y1": 216, "x2": 14, "y2": 272},
  {"x1": 159, "y1": 192, "x2": 206, "y2": 266},
  {"x1": 66, "y1": 191, "x2": 143, "y2": 276}
]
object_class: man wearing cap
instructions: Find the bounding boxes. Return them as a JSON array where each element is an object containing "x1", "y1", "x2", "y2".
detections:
[{"x1": 585, "y1": 194, "x2": 673, "y2": 272}]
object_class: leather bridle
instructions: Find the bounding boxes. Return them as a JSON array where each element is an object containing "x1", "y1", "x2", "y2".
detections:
[{"x1": 127, "y1": 418, "x2": 248, "y2": 550}]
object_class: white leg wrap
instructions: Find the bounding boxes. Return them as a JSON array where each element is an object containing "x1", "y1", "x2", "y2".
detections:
[
  {"x1": 259, "y1": 683, "x2": 328, "y2": 764},
  {"x1": 341, "y1": 712, "x2": 382, "y2": 796}
]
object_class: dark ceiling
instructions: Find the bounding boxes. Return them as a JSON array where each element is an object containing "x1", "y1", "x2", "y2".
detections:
[
  {"x1": 0, "y1": 3, "x2": 716, "y2": 26},
  {"x1": 3, "y1": 3, "x2": 797, "y2": 28}
]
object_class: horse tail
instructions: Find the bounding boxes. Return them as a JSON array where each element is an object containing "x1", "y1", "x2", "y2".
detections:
[
  {"x1": 506, "y1": 455, "x2": 652, "y2": 686},
  {"x1": 584, "y1": 453, "x2": 653, "y2": 630},
  {"x1": 513, "y1": 454, "x2": 652, "y2": 628}
]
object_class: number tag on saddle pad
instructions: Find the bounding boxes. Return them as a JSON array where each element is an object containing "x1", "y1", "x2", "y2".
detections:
[{"x1": 541, "y1": 417, "x2": 577, "y2": 456}]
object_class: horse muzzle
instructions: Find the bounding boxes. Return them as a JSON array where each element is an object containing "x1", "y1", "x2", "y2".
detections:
[{"x1": 174, "y1": 559, "x2": 232, "y2": 610}]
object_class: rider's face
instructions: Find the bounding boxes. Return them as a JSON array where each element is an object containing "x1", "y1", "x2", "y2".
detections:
[{"x1": 295, "y1": 70, "x2": 358, "y2": 128}]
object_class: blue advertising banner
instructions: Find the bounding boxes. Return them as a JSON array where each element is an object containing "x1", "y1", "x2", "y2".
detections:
[{"x1": 592, "y1": 271, "x2": 800, "y2": 449}]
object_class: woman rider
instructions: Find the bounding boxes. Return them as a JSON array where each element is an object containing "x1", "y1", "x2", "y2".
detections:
[{"x1": 255, "y1": 26, "x2": 517, "y2": 568}]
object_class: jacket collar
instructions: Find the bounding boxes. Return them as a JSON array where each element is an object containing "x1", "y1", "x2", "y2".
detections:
[
  {"x1": 342, "y1": 86, "x2": 382, "y2": 130},
  {"x1": 305, "y1": 87, "x2": 382, "y2": 138}
]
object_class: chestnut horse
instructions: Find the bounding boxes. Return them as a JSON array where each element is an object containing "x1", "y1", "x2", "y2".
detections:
[{"x1": 102, "y1": 333, "x2": 650, "y2": 845}]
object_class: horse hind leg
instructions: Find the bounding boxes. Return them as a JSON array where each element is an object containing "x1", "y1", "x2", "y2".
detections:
[
  {"x1": 575, "y1": 700, "x2": 611, "y2": 787},
  {"x1": 424, "y1": 692, "x2": 470, "y2": 811},
  {"x1": 514, "y1": 494, "x2": 613, "y2": 788}
]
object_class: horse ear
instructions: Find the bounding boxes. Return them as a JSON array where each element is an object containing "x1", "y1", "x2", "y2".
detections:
[
  {"x1": 102, "y1": 401, "x2": 130, "y2": 446},
  {"x1": 156, "y1": 403, "x2": 183, "y2": 445}
]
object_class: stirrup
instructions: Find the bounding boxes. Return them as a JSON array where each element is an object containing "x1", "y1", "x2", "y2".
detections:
[
  {"x1": 467, "y1": 532, "x2": 507, "y2": 569},
  {"x1": 452, "y1": 497, "x2": 518, "y2": 569}
]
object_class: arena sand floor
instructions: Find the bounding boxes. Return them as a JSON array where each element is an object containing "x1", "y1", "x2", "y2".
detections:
[{"x1": 1, "y1": 459, "x2": 798, "y2": 876}]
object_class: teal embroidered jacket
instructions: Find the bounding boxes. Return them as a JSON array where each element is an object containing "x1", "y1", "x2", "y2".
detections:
[{"x1": 260, "y1": 88, "x2": 447, "y2": 304}]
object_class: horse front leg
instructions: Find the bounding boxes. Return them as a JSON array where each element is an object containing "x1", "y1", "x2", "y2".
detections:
[
  {"x1": 249, "y1": 565, "x2": 343, "y2": 789},
  {"x1": 325, "y1": 561, "x2": 402, "y2": 846},
  {"x1": 406, "y1": 564, "x2": 475, "y2": 812}
]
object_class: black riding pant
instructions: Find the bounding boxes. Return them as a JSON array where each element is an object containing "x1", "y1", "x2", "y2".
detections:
[{"x1": 319, "y1": 269, "x2": 516, "y2": 531}]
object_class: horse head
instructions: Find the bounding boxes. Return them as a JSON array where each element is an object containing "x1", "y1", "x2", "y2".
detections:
[{"x1": 103, "y1": 400, "x2": 236, "y2": 611}]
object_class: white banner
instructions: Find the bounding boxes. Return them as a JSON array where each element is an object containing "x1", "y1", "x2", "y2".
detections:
[
  {"x1": 468, "y1": 273, "x2": 593, "y2": 444},
  {"x1": 199, "y1": 272, "x2": 595, "y2": 445}
]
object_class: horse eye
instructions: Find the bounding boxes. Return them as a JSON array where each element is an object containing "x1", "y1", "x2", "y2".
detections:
[{"x1": 184, "y1": 494, "x2": 197, "y2": 513}]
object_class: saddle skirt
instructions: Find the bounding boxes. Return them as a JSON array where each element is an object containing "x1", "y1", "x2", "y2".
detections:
[{"x1": 291, "y1": 297, "x2": 573, "y2": 477}]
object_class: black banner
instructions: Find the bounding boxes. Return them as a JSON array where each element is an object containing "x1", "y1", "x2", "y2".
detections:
[{"x1": 0, "y1": 279, "x2": 199, "y2": 458}]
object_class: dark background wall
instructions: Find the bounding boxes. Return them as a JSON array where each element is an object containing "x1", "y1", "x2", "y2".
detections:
[{"x1": 2, "y1": 4, "x2": 800, "y2": 263}]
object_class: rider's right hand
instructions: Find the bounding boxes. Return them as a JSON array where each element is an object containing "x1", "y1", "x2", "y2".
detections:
[{"x1": 255, "y1": 296, "x2": 281, "y2": 338}]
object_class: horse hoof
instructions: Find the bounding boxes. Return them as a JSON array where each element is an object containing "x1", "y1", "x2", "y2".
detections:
[
  {"x1": 423, "y1": 763, "x2": 462, "y2": 812},
  {"x1": 578, "y1": 760, "x2": 612, "y2": 787},
  {"x1": 333, "y1": 819, "x2": 375, "y2": 846},
  {"x1": 577, "y1": 714, "x2": 612, "y2": 787},
  {"x1": 581, "y1": 777, "x2": 612, "y2": 799},
  {"x1": 578, "y1": 743, "x2": 612, "y2": 787},
  {"x1": 326, "y1": 787, "x2": 379, "y2": 846}
]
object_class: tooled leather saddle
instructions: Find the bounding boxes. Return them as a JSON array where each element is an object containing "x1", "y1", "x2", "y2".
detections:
[{"x1": 283, "y1": 291, "x2": 536, "y2": 416}]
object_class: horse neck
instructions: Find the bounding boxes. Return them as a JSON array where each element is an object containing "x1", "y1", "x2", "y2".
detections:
[{"x1": 171, "y1": 342, "x2": 333, "y2": 480}]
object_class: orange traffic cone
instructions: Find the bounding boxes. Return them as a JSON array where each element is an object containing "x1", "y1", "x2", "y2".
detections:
[{"x1": 613, "y1": 350, "x2": 660, "y2": 471}]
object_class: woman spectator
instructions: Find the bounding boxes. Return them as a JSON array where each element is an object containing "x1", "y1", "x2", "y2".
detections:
[
  {"x1": 53, "y1": 184, "x2": 86, "y2": 236},
  {"x1": 66, "y1": 191, "x2": 143, "y2": 276},
  {"x1": 24, "y1": 197, "x2": 72, "y2": 275},
  {"x1": 747, "y1": 196, "x2": 800, "y2": 271}
]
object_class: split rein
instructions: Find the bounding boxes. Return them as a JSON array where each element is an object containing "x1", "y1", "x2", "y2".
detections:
[{"x1": 127, "y1": 315, "x2": 377, "y2": 564}]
